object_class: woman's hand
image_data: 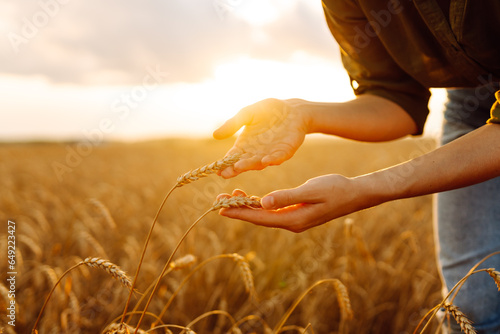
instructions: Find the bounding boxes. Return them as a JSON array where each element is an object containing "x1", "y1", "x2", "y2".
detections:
[
  {"x1": 216, "y1": 124, "x2": 500, "y2": 233},
  {"x1": 213, "y1": 98, "x2": 311, "y2": 178},
  {"x1": 213, "y1": 95, "x2": 418, "y2": 179},
  {"x1": 217, "y1": 174, "x2": 377, "y2": 233}
]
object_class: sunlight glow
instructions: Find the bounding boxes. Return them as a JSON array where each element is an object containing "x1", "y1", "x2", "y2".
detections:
[
  {"x1": 0, "y1": 55, "x2": 444, "y2": 141},
  {"x1": 177, "y1": 53, "x2": 355, "y2": 131},
  {"x1": 233, "y1": 0, "x2": 296, "y2": 26}
]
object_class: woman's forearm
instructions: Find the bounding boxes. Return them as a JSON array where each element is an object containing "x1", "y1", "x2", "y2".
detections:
[
  {"x1": 216, "y1": 96, "x2": 500, "y2": 232},
  {"x1": 301, "y1": 94, "x2": 418, "y2": 141},
  {"x1": 355, "y1": 123, "x2": 500, "y2": 207}
]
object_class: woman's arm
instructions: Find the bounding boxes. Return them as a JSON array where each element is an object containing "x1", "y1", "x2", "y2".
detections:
[
  {"x1": 371, "y1": 123, "x2": 500, "y2": 198},
  {"x1": 301, "y1": 94, "x2": 418, "y2": 141},
  {"x1": 213, "y1": 95, "x2": 417, "y2": 178},
  {"x1": 218, "y1": 123, "x2": 500, "y2": 232}
]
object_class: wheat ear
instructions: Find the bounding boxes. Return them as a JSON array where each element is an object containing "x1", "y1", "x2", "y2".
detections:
[
  {"x1": 212, "y1": 195, "x2": 262, "y2": 210},
  {"x1": 229, "y1": 253, "x2": 256, "y2": 298},
  {"x1": 274, "y1": 279, "x2": 353, "y2": 333},
  {"x1": 33, "y1": 258, "x2": 130, "y2": 333},
  {"x1": 126, "y1": 254, "x2": 197, "y2": 324},
  {"x1": 83, "y1": 257, "x2": 132, "y2": 289},
  {"x1": 89, "y1": 198, "x2": 117, "y2": 230},
  {"x1": 415, "y1": 266, "x2": 500, "y2": 334},
  {"x1": 135, "y1": 195, "x2": 261, "y2": 333},
  {"x1": 121, "y1": 154, "x2": 242, "y2": 325},
  {"x1": 443, "y1": 303, "x2": 476, "y2": 334},
  {"x1": 154, "y1": 254, "x2": 258, "y2": 328},
  {"x1": 486, "y1": 268, "x2": 500, "y2": 291},
  {"x1": 176, "y1": 153, "x2": 241, "y2": 187},
  {"x1": 169, "y1": 254, "x2": 198, "y2": 271},
  {"x1": 332, "y1": 279, "x2": 354, "y2": 321},
  {"x1": 448, "y1": 251, "x2": 500, "y2": 304}
]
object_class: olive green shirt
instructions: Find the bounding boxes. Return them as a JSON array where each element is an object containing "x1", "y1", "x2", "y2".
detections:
[{"x1": 322, "y1": 0, "x2": 500, "y2": 134}]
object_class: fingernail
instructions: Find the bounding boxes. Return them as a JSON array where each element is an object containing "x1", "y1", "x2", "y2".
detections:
[{"x1": 262, "y1": 196, "x2": 274, "y2": 209}]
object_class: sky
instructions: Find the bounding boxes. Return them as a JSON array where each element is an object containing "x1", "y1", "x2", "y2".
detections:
[{"x1": 0, "y1": 0, "x2": 444, "y2": 142}]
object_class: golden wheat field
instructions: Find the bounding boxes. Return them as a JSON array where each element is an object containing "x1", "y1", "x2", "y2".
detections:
[{"x1": 0, "y1": 136, "x2": 446, "y2": 334}]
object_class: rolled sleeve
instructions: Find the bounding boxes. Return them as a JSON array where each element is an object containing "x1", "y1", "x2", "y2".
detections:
[
  {"x1": 487, "y1": 90, "x2": 500, "y2": 125},
  {"x1": 343, "y1": 52, "x2": 431, "y2": 134},
  {"x1": 323, "y1": 0, "x2": 431, "y2": 134}
]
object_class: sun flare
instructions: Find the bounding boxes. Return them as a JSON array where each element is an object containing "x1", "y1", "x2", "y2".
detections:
[{"x1": 173, "y1": 54, "x2": 355, "y2": 132}]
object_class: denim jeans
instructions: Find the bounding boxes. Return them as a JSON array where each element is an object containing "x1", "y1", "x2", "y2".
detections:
[{"x1": 437, "y1": 83, "x2": 500, "y2": 333}]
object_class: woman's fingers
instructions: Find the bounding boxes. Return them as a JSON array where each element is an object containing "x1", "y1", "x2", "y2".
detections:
[
  {"x1": 261, "y1": 182, "x2": 317, "y2": 210},
  {"x1": 231, "y1": 189, "x2": 247, "y2": 197},
  {"x1": 219, "y1": 202, "x2": 319, "y2": 233},
  {"x1": 215, "y1": 192, "x2": 232, "y2": 201},
  {"x1": 212, "y1": 105, "x2": 254, "y2": 139},
  {"x1": 220, "y1": 154, "x2": 266, "y2": 178},
  {"x1": 261, "y1": 150, "x2": 289, "y2": 166}
]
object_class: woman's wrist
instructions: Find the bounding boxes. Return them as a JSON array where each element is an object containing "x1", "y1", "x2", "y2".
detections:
[
  {"x1": 283, "y1": 98, "x2": 318, "y2": 134},
  {"x1": 287, "y1": 99, "x2": 339, "y2": 135},
  {"x1": 350, "y1": 171, "x2": 398, "y2": 211}
]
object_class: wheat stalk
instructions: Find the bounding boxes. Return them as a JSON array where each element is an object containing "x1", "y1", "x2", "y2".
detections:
[
  {"x1": 274, "y1": 278, "x2": 353, "y2": 333},
  {"x1": 153, "y1": 254, "x2": 260, "y2": 328},
  {"x1": 121, "y1": 154, "x2": 242, "y2": 326},
  {"x1": 83, "y1": 257, "x2": 132, "y2": 289},
  {"x1": 135, "y1": 195, "x2": 261, "y2": 333},
  {"x1": 280, "y1": 325, "x2": 309, "y2": 333},
  {"x1": 443, "y1": 303, "x2": 476, "y2": 334},
  {"x1": 183, "y1": 310, "x2": 237, "y2": 333},
  {"x1": 126, "y1": 254, "x2": 196, "y2": 324},
  {"x1": 176, "y1": 153, "x2": 241, "y2": 187},
  {"x1": 415, "y1": 265, "x2": 500, "y2": 334},
  {"x1": 226, "y1": 314, "x2": 272, "y2": 334},
  {"x1": 302, "y1": 323, "x2": 314, "y2": 334},
  {"x1": 104, "y1": 322, "x2": 146, "y2": 334},
  {"x1": 33, "y1": 257, "x2": 130, "y2": 333}
]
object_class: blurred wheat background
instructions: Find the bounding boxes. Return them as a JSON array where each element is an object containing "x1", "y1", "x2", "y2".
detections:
[{"x1": 0, "y1": 136, "x2": 443, "y2": 333}]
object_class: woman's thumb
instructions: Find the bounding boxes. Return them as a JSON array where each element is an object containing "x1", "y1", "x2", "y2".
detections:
[
  {"x1": 213, "y1": 108, "x2": 252, "y2": 140},
  {"x1": 213, "y1": 117, "x2": 240, "y2": 139},
  {"x1": 262, "y1": 187, "x2": 304, "y2": 210}
]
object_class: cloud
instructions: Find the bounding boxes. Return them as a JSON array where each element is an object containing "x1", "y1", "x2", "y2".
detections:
[{"x1": 1, "y1": 0, "x2": 341, "y2": 85}]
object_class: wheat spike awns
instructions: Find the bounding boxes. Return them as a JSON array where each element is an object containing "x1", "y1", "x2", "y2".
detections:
[
  {"x1": 176, "y1": 153, "x2": 241, "y2": 187},
  {"x1": 83, "y1": 257, "x2": 132, "y2": 289},
  {"x1": 211, "y1": 195, "x2": 262, "y2": 211},
  {"x1": 444, "y1": 303, "x2": 476, "y2": 334}
]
